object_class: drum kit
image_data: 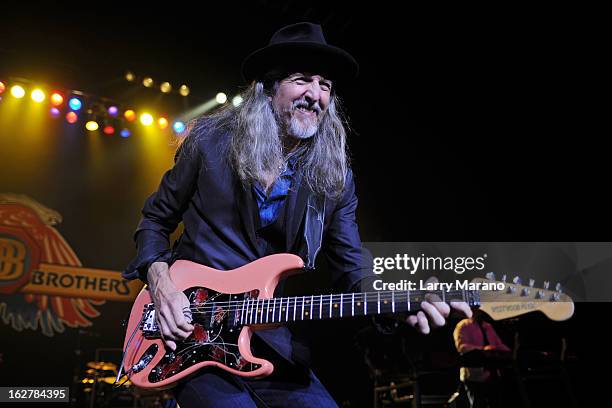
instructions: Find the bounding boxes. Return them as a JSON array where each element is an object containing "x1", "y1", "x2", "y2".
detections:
[{"x1": 78, "y1": 360, "x2": 175, "y2": 407}]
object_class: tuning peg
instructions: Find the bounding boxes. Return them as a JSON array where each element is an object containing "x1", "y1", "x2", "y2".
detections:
[
  {"x1": 486, "y1": 272, "x2": 495, "y2": 281},
  {"x1": 551, "y1": 292, "x2": 561, "y2": 301},
  {"x1": 528, "y1": 279, "x2": 535, "y2": 288},
  {"x1": 555, "y1": 283, "x2": 562, "y2": 293},
  {"x1": 521, "y1": 287, "x2": 530, "y2": 297},
  {"x1": 501, "y1": 274, "x2": 507, "y2": 283},
  {"x1": 543, "y1": 281, "x2": 550, "y2": 290},
  {"x1": 536, "y1": 290, "x2": 545, "y2": 299},
  {"x1": 512, "y1": 276, "x2": 522, "y2": 285}
]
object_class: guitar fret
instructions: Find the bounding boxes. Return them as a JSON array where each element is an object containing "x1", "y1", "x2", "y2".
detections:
[
  {"x1": 266, "y1": 298, "x2": 270, "y2": 323},
  {"x1": 301, "y1": 296, "x2": 305, "y2": 321},
  {"x1": 272, "y1": 298, "x2": 276, "y2": 323},
  {"x1": 252, "y1": 298, "x2": 257, "y2": 324},
  {"x1": 407, "y1": 290, "x2": 410, "y2": 312},
  {"x1": 319, "y1": 295, "x2": 323, "y2": 319},
  {"x1": 261, "y1": 299, "x2": 266, "y2": 324},
  {"x1": 277, "y1": 297, "x2": 282, "y2": 322},
  {"x1": 377, "y1": 292, "x2": 381, "y2": 314},
  {"x1": 293, "y1": 297, "x2": 297, "y2": 322},
  {"x1": 250, "y1": 299, "x2": 254, "y2": 324},
  {"x1": 262, "y1": 299, "x2": 266, "y2": 323},
  {"x1": 340, "y1": 293, "x2": 343, "y2": 317},
  {"x1": 364, "y1": 293, "x2": 368, "y2": 315},
  {"x1": 247, "y1": 298, "x2": 251, "y2": 324},
  {"x1": 310, "y1": 295, "x2": 314, "y2": 320},
  {"x1": 329, "y1": 294, "x2": 333, "y2": 318},
  {"x1": 352, "y1": 293, "x2": 355, "y2": 316},
  {"x1": 279, "y1": 298, "x2": 283, "y2": 321},
  {"x1": 261, "y1": 299, "x2": 265, "y2": 323},
  {"x1": 392, "y1": 291, "x2": 395, "y2": 313},
  {"x1": 285, "y1": 297, "x2": 289, "y2": 322},
  {"x1": 240, "y1": 298, "x2": 246, "y2": 324},
  {"x1": 233, "y1": 298, "x2": 238, "y2": 326}
]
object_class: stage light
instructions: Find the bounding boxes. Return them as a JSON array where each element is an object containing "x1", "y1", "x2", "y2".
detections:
[
  {"x1": 68, "y1": 97, "x2": 82, "y2": 111},
  {"x1": 125, "y1": 71, "x2": 135, "y2": 82},
  {"x1": 160, "y1": 82, "x2": 172, "y2": 93},
  {"x1": 86, "y1": 121, "x2": 99, "y2": 131},
  {"x1": 215, "y1": 93, "x2": 227, "y2": 104},
  {"x1": 158, "y1": 117, "x2": 169, "y2": 129},
  {"x1": 0, "y1": 81, "x2": 6, "y2": 94},
  {"x1": 232, "y1": 96, "x2": 243, "y2": 107},
  {"x1": 103, "y1": 125, "x2": 115, "y2": 135},
  {"x1": 108, "y1": 106, "x2": 118, "y2": 117},
  {"x1": 120, "y1": 128, "x2": 131, "y2": 138},
  {"x1": 173, "y1": 121, "x2": 185, "y2": 133},
  {"x1": 143, "y1": 77, "x2": 154, "y2": 88},
  {"x1": 179, "y1": 85, "x2": 190, "y2": 96},
  {"x1": 140, "y1": 113, "x2": 153, "y2": 126},
  {"x1": 11, "y1": 85, "x2": 25, "y2": 99},
  {"x1": 51, "y1": 92, "x2": 64, "y2": 106},
  {"x1": 31, "y1": 89, "x2": 46, "y2": 103},
  {"x1": 124, "y1": 109, "x2": 136, "y2": 122},
  {"x1": 66, "y1": 112, "x2": 78, "y2": 124},
  {"x1": 50, "y1": 108, "x2": 61, "y2": 118}
]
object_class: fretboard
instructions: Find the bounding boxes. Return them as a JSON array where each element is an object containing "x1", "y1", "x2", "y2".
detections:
[{"x1": 224, "y1": 290, "x2": 479, "y2": 325}]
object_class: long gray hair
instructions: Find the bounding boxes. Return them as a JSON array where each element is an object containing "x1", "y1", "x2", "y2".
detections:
[{"x1": 181, "y1": 80, "x2": 351, "y2": 200}]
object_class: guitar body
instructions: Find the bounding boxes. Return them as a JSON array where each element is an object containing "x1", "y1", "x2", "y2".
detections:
[{"x1": 122, "y1": 254, "x2": 304, "y2": 389}]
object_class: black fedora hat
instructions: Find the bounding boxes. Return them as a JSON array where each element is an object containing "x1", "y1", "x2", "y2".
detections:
[{"x1": 241, "y1": 22, "x2": 359, "y2": 83}]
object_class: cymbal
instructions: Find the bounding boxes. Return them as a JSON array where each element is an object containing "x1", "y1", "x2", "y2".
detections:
[
  {"x1": 101, "y1": 376, "x2": 132, "y2": 386},
  {"x1": 100, "y1": 376, "x2": 118, "y2": 385},
  {"x1": 86, "y1": 361, "x2": 117, "y2": 371}
]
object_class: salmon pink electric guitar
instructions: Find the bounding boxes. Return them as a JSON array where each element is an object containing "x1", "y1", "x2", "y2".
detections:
[{"x1": 120, "y1": 254, "x2": 574, "y2": 390}]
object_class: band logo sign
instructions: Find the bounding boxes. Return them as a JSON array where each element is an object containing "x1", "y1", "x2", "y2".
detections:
[{"x1": 0, "y1": 193, "x2": 143, "y2": 336}]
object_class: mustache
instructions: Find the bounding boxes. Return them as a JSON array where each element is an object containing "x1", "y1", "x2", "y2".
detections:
[{"x1": 291, "y1": 98, "x2": 322, "y2": 115}]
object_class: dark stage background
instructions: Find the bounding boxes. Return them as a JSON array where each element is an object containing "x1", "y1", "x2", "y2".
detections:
[{"x1": 0, "y1": 2, "x2": 607, "y2": 406}]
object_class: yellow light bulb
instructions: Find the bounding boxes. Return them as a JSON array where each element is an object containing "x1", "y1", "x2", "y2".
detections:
[
  {"x1": 216, "y1": 93, "x2": 227, "y2": 104},
  {"x1": 160, "y1": 82, "x2": 172, "y2": 93},
  {"x1": 86, "y1": 121, "x2": 99, "y2": 131},
  {"x1": 31, "y1": 89, "x2": 46, "y2": 103},
  {"x1": 140, "y1": 113, "x2": 154, "y2": 126},
  {"x1": 11, "y1": 85, "x2": 25, "y2": 98}
]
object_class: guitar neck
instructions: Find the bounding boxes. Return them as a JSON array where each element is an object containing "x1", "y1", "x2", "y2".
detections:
[{"x1": 232, "y1": 290, "x2": 479, "y2": 325}]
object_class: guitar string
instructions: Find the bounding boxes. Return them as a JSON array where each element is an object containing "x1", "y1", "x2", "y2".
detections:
[{"x1": 183, "y1": 290, "x2": 471, "y2": 310}]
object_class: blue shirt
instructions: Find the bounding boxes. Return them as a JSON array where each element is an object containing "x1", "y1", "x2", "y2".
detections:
[{"x1": 252, "y1": 157, "x2": 297, "y2": 228}]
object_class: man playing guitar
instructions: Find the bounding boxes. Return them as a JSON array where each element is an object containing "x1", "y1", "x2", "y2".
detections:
[{"x1": 122, "y1": 22, "x2": 472, "y2": 407}]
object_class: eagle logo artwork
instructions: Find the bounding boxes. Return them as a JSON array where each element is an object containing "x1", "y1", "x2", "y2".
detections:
[{"x1": 0, "y1": 193, "x2": 105, "y2": 336}]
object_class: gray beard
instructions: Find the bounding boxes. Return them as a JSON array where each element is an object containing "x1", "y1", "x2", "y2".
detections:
[{"x1": 286, "y1": 113, "x2": 318, "y2": 139}]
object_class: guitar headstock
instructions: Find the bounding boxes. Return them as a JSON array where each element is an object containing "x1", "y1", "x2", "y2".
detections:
[{"x1": 473, "y1": 273, "x2": 574, "y2": 321}]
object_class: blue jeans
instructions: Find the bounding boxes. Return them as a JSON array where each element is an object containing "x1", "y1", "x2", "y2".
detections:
[
  {"x1": 173, "y1": 366, "x2": 338, "y2": 408},
  {"x1": 172, "y1": 335, "x2": 338, "y2": 408}
]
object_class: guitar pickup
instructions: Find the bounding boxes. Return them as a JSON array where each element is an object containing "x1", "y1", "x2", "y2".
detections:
[{"x1": 140, "y1": 303, "x2": 160, "y2": 338}]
